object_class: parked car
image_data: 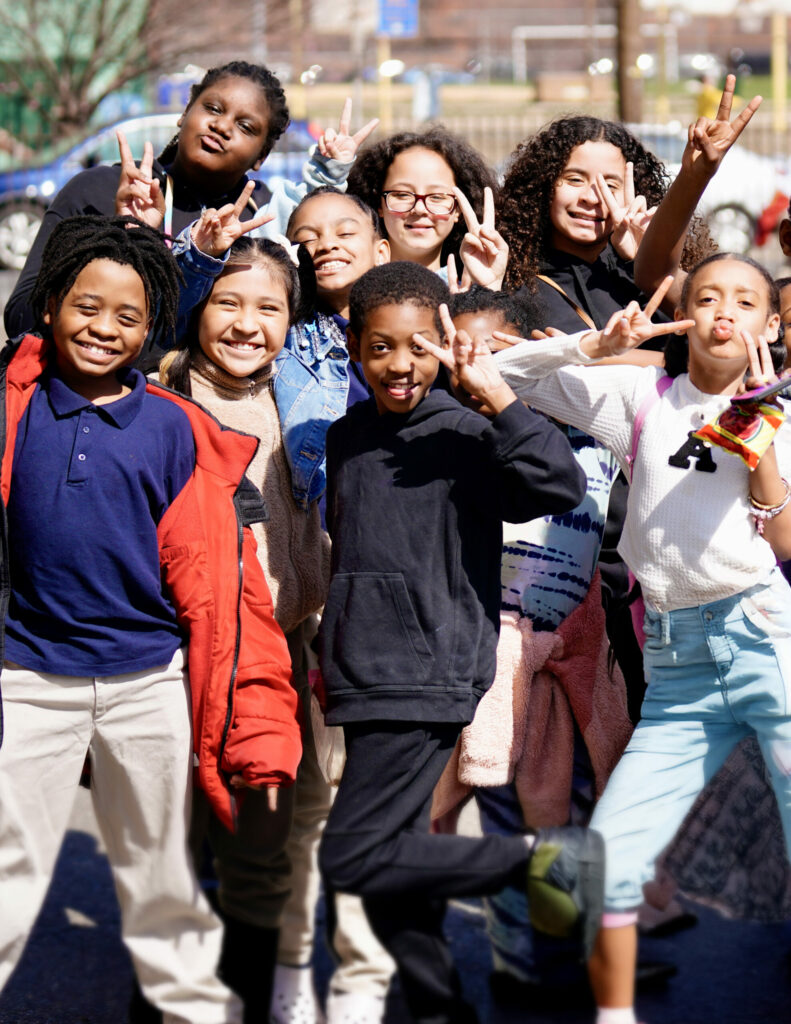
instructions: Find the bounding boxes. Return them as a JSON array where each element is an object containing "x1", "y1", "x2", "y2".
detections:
[
  {"x1": 0, "y1": 113, "x2": 321, "y2": 270},
  {"x1": 631, "y1": 123, "x2": 791, "y2": 254}
]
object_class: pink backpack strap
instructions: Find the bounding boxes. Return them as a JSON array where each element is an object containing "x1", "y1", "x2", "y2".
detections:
[{"x1": 626, "y1": 374, "x2": 672, "y2": 483}]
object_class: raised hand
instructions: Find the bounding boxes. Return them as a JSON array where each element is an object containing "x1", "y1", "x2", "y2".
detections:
[
  {"x1": 581, "y1": 276, "x2": 695, "y2": 358},
  {"x1": 454, "y1": 186, "x2": 508, "y2": 290},
  {"x1": 415, "y1": 304, "x2": 516, "y2": 414},
  {"x1": 682, "y1": 74, "x2": 762, "y2": 179},
  {"x1": 317, "y1": 97, "x2": 379, "y2": 163},
  {"x1": 741, "y1": 330, "x2": 785, "y2": 390},
  {"x1": 189, "y1": 180, "x2": 275, "y2": 257},
  {"x1": 115, "y1": 130, "x2": 164, "y2": 228},
  {"x1": 446, "y1": 252, "x2": 472, "y2": 295},
  {"x1": 597, "y1": 162, "x2": 656, "y2": 261}
]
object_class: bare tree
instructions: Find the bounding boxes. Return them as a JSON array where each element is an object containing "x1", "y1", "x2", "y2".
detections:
[{"x1": 0, "y1": 0, "x2": 248, "y2": 145}]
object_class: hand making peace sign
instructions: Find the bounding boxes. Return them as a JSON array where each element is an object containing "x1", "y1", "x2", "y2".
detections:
[
  {"x1": 415, "y1": 303, "x2": 516, "y2": 414},
  {"x1": 596, "y1": 162, "x2": 656, "y2": 261},
  {"x1": 115, "y1": 130, "x2": 164, "y2": 228},
  {"x1": 449, "y1": 185, "x2": 508, "y2": 292},
  {"x1": 492, "y1": 276, "x2": 695, "y2": 359},
  {"x1": 682, "y1": 73, "x2": 762, "y2": 179},
  {"x1": 189, "y1": 180, "x2": 274, "y2": 257},
  {"x1": 317, "y1": 98, "x2": 379, "y2": 163}
]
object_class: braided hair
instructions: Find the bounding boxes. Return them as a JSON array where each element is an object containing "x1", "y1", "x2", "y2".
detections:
[
  {"x1": 498, "y1": 115, "x2": 714, "y2": 292},
  {"x1": 159, "y1": 61, "x2": 290, "y2": 166},
  {"x1": 346, "y1": 126, "x2": 497, "y2": 265},
  {"x1": 29, "y1": 215, "x2": 181, "y2": 345}
]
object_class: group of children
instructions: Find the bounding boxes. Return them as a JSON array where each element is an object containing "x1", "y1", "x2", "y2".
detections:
[{"x1": 1, "y1": 59, "x2": 790, "y2": 1024}]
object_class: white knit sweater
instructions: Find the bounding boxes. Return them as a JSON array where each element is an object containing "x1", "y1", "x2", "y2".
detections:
[{"x1": 496, "y1": 333, "x2": 791, "y2": 612}]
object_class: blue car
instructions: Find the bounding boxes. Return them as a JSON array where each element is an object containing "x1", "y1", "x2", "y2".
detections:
[{"x1": 0, "y1": 113, "x2": 320, "y2": 269}]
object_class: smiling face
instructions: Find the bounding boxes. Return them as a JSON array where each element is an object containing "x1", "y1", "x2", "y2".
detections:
[
  {"x1": 678, "y1": 258, "x2": 780, "y2": 387},
  {"x1": 379, "y1": 147, "x2": 459, "y2": 270},
  {"x1": 45, "y1": 258, "x2": 150, "y2": 401},
  {"x1": 349, "y1": 301, "x2": 441, "y2": 414},
  {"x1": 172, "y1": 75, "x2": 270, "y2": 195},
  {"x1": 288, "y1": 193, "x2": 389, "y2": 317},
  {"x1": 549, "y1": 140, "x2": 627, "y2": 260},
  {"x1": 198, "y1": 261, "x2": 291, "y2": 377}
]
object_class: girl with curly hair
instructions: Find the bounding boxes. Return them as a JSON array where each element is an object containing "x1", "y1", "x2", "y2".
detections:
[
  {"x1": 498, "y1": 114, "x2": 713, "y2": 329},
  {"x1": 346, "y1": 125, "x2": 497, "y2": 274}
]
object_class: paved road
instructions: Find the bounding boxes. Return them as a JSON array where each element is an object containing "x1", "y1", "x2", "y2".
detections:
[{"x1": 0, "y1": 788, "x2": 790, "y2": 1023}]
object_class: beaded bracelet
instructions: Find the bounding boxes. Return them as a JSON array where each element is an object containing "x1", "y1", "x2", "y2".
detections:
[{"x1": 750, "y1": 477, "x2": 791, "y2": 534}]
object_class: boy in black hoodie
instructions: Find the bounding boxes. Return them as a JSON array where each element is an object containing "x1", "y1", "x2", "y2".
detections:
[{"x1": 318, "y1": 262, "x2": 603, "y2": 1024}]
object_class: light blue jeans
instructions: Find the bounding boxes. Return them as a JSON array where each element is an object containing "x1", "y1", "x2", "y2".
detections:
[{"x1": 590, "y1": 568, "x2": 791, "y2": 911}]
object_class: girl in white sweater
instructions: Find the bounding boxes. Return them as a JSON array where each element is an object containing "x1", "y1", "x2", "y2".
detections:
[{"x1": 444, "y1": 254, "x2": 791, "y2": 1024}]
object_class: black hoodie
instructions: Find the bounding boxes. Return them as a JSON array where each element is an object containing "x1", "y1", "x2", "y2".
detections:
[{"x1": 319, "y1": 390, "x2": 587, "y2": 725}]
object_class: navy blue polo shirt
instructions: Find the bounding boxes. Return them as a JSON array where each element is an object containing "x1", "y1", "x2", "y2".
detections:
[{"x1": 5, "y1": 369, "x2": 196, "y2": 677}]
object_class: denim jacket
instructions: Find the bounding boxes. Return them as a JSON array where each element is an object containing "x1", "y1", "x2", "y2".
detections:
[{"x1": 275, "y1": 315, "x2": 349, "y2": 509}]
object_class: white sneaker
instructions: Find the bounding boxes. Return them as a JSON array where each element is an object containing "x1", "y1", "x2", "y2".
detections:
[
  {"x1": 269, "y1": 964, "x2": 326, "y2": 1024},
  {"x1": 325, "y1": 990, "x2": 386, "y2": 1024}
]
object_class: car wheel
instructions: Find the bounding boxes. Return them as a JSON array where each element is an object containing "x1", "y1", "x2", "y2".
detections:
[
  {"x1": 0, "y1": 201, "x2": 45, "y2": 270},
  {"x1": 705, "y1": 203, "x2": 756, "y2": 254}
]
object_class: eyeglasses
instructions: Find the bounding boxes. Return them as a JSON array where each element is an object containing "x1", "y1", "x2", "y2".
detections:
[{"x1": 382, "y1": 190, "x2": 457, "y2": 215}]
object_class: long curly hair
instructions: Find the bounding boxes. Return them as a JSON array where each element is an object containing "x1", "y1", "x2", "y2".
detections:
[
  {"x1": 498, "y1": 116, "x2": 714, "y2": 292},
  {"x1": 346, "y1": 125, "x2": 497, "y2": 265}
]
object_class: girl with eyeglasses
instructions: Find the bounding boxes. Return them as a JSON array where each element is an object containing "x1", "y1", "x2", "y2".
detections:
[{"x1": 346, "y1": 126, "x2": 497, "y2": 275}]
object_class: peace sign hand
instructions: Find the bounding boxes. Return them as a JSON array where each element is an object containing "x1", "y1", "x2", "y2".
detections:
[
  {"x1": 189, "y1": 180, "x2": 275, "y2": 257},
  {"x1": 740, "y1": 330, "x2": 784, "y2": 392},
  {"x1": 580, "y1": 276, "x2": 695, "y2": 358},
  {"x1": 597, "y1": 163, "x2": 656, "y2": 261},
  {"x1": 454, "y1": 186, "x2": 508, "y2": 290},
  {"x1": 416, "y1": 304, "x2": 517, "y2": 414},
  {"x1": 317, "y1": 98, "x2": 379, "y2": 163},
  {"x1": 446, "y1": 253, "x2": 472, "y2": 295},
  {"x1": 683, "y1": 74, "x2": 762, "y2": 179},
  {"x1": 115, "y1": 130, "x2": 164, "y2": 228}
]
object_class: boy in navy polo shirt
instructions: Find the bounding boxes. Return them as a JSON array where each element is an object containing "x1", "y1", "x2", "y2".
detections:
[{"x1": 0, "y1": 216, "x2": 300, "y2": 1023}]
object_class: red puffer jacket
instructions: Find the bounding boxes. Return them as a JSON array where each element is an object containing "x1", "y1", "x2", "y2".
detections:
[{"x1": 0, "y1": 335, "x2": 301, "y2": 831}]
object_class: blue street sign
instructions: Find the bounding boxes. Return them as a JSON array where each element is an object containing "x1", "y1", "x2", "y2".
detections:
[{"x1": 378, "y1": 0, "x2": 419, "y2": 38}]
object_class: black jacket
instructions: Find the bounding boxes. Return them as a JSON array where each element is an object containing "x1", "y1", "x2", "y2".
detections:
[
  {"x1": 4, "y1": 159, "x2": 271, "y2": 352},
  {"x1": 319, "y1": 392, "x2": 587, "y2": 725},
  {"x1": 518, "y1": 244, "x2": 655, "y2": 336}
]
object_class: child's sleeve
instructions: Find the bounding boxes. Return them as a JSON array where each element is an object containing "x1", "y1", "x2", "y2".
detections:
[
  {"x1": 170, "y1": 225, "x2": 229, "y2": 340},
  {"x1": 469, "y1": 400, "x2": 587, "y2": 523},
  {"x1": 252, "y1": 147, "x2": 352, "y2": 240},
  {"x1": 220, "y1": 526, "x2": 302, "y2": 787},
  {"x1": 494, "y1": 333, "x2": 650, "y2": 463}
]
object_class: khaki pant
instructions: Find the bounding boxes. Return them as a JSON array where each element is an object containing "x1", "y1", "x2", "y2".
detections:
[
  {"x1": 200, "y1": 617, "x2": 394, "y2": 997},
  {"x1": 0, "y1": 650, "x2": 241, "y2": 1024}
]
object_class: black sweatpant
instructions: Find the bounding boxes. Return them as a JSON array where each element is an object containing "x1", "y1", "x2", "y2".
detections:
[{"x1": 319, "y1": 722, "x2": 531, "y2": 1024}]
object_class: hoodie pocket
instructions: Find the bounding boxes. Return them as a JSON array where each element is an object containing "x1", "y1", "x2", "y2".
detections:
[{"x1": 323, "y1": 572, "x2": 433, "y2": 688}]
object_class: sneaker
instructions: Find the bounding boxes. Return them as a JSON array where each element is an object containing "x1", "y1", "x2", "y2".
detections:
[
  {"x1": 325, "y1": 991, "x2": 386, "y2": 1024},
  {"x1": 526, "y1": 826, "x2": 605, "y2": 959},
  {"x1": 269, "y1": 964, "x2": 326, "y2": 1024}
]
